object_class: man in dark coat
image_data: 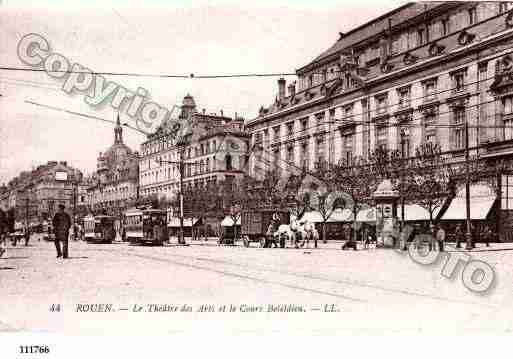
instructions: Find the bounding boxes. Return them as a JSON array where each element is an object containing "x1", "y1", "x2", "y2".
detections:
[{"x1": 52, "y1": 204, "x2": 71, "y2": 258}]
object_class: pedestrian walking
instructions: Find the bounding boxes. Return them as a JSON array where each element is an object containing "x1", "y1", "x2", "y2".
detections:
[
  {"x1": 435, "y1": 224, "x2": 445, "y2": 252},
  {"x1": 52, "y1": 204, "x2": 71, "y2": 259},
  {"x1": 482, "y1": 224, "x2": 492, "y2": 247},
  {"x1": 454, "y1": 224, "x2": 463, "y2": 249}
]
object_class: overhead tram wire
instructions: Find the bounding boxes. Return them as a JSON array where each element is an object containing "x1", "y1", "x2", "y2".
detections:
[
  {"x1": 1, "y1": 45, "x2": 512, "y2": 80},
  {"x1": 0, "y1": 66, "x2": 296, "y2": 79}
]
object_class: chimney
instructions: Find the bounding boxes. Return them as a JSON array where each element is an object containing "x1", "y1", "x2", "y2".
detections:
[
  {"x1": 278, "y1": 78, "x2": 286, "y2": 101},
  {"x1": 288, "y1": 82, "x2": 296, "y2": 98}
]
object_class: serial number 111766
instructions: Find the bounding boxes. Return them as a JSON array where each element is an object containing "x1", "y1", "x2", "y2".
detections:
[{"x1": 19, "y1": 345, "x2": 50, "y2": 354}]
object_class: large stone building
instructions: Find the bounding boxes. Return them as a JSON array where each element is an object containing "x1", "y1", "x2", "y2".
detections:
[
  {"x1": 87, "y1": 115, "x2": 140, "y2": 216},
  {"x1": 246, "y1": 2, "x2": 513, "y2": 238},
  {"x1": 139, "y1": 94, "x2": 249, "y2": 199},
  {"x1": 0, "y1": 161, "x2": 84, "y2": 223}
]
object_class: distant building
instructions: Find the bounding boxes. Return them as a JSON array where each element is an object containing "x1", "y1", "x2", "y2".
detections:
[
  {"x1": 139, "y1": 94, "x2": 249, "y2": 199},
  {"x1": 86, "y1": 115, "x2": 139, "y2": 216},
  {"x1": 1, "y1": 161, "x2": 83, "y2": 223}
]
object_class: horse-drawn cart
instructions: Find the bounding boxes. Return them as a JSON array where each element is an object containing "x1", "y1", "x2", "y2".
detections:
[{"x1": 241, "y1": 209, "x2": 290, "y2": 248}]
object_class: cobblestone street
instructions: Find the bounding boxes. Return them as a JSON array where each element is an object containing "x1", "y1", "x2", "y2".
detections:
[{"x1": 1, "y1": 235, "x2": 512, "y2": 334}]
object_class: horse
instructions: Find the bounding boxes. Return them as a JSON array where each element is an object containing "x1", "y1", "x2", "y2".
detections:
[
  {"x1": 274, "y1": 224, "x2": 294, "y2": 248},
  {"x1": 290, "y1": 219, "x2": 319, "y2": 249}
]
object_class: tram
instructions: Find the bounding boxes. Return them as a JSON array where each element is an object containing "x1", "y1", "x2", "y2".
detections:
[
  {"x1": 124, "y1": 208, "x2": 168, "y2": 246},
  {"x1": 84, "y1": 214, "x2": 116, "y2": 244}
]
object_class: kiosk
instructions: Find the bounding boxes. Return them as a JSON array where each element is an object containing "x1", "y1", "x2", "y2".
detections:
[{"x1": 373, "y1": 179, "x2": 399, "y2": 247}]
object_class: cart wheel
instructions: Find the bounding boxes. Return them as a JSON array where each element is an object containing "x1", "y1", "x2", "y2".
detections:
[
  {"x1": 260, "y1": 237, "x2": 266, "y2": 248},
  {"x1": 243, "y1": 236, "x2": 249, "y2": 247}
]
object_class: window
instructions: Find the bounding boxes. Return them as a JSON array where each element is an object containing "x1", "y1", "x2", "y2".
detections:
[
  {"x1": 423, "y1": 78, "x2": 437, "y2": 102},
  {"x1": 344, "y1": 104, "x2": 354, "y2": 119},
  {"x1": 300, "y1": 118, "x2": 308, "y2": 132},
  {"x1": 315, "y1": 112, "x2": 325, "y2": 126},
  {"x1": 225, "y1": 154, "x2": 232, "y2": 171},
  {"x1": 441, "y1": 18, "x2": 450, "y2": 36},
  {"x1": 499, "y1": 2, "x2": 510, "y2": 13},
  {"x1": 375, "y1": 94, "x2": 388, "y2": 115},
  {"x1": 503, "y1": 96, "x2": 513, "y2": 115},
  {"x1": 254, "y1": 132, "x2": 263, "y2": 145},
  {"x1": 468, "y1": 7, "x2": 477, "y2": 25},
  {"x1": 308, "y1": 75, "x2": 313, "y2": 88},
  {"x1": 452, "y1": 70, "x2": 466, "y2": 93},
  {"x1": 376, "y1": 126, "x2": 388, "y2": 151},
  {"x1": 453, "y1": 108, "x2": 465, "y2": 150},
  {"x1": 300, "y1": 143, "x2": 309, "y2": 170},
  {"x1": 503, "y1": 96, "x2": 513, "y2": 140},
  {"x1": 399, "y1": 127, "x2": 411, "y2": 157},
  {"x1": 316, "y1": 136, "x2": 325, "y2": 165},
  {"x1": 502, "y1": 175, "x2": 513, "y2": 210},
  {"x1": 286, "y1": 146, "x2": 294, "y2": 164},
  {"x1": 417, "y1": 28, "x2": 425, "y2": 46},
  {"x1": 273, "y1": 126, "x2": 280, "y2": 142},
  {"x1": 397, "y1": 86, "x2": 411, "y2": 108},
  {"x1": 286, "y1": 122, "x2": 294, "y2": 136},
  {"x1": 478, "y1": 62, "x2": 488, "y2": 89},
  {"x1": 342, "y1": 132, "x2": 354, "y2": 164}
]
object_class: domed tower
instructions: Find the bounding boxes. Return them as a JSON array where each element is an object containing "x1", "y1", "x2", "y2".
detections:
[
  {"x1": 179, "y1": 94, "x2": 197, "y2": 120},
  {"x1": 97, "y1": 152, "x2": 108, "y2": 183},
  {"x1": 114, "y1": 113, "x2": 123, "y2": 144}
]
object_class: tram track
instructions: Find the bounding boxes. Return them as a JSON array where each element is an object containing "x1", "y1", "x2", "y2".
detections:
[{"x1": 81, "y1": 245, "x2": 497, "y2": 308}]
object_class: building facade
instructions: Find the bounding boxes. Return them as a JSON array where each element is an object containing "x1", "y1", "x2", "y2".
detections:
[
  {"x1": 86, "y1": 115, "x2": 140, "y2": 216},
  {"x1": 0, "y1": 161, "x2": 83, "y2": 223},
  {"x1": 139, "y1": 94, "x2": 249, "y2": 199},
  {"x1": 246, "y1": 1, "x2": 513, "y2": 238}
]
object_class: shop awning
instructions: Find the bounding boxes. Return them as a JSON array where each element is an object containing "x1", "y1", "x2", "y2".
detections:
[
  {"x1": 442, "y1": 184, "x2": 497, "y2": 221},
  {"x1": 167, "y1": 217, "x2": 198, "y2": 227},
  {"x1": 326, "y1": 209, "x2": 354, "y2": 222},
  {"x1": 300, "y1": 209, "x2": 353, "y2": 223},
  {"x1": 441, "y1": 197, "x2": 496, "y2": 220},
  {"x1": 221, "y1": 216, "x2": 241, "y2": 227},
  {"x1": 398, "y1": 204, "x2": 443, "y2": 222}
]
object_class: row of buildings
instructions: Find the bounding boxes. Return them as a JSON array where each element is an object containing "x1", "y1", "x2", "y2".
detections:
[
  {"x1": 0, "y1": 161, "x2": 88, "y2": 225},
  {"x1": 3, "y1": 2, "x2": 513, "y2": 238}
]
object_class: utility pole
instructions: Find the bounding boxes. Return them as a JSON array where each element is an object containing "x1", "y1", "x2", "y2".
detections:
[
  {"x1": 178, "y1": 144, "x2": 185, "y2": 245},
  {"x1": 157, "y1": 142, "x2": 201, "y2": 246},
  {"x1": 464, "y1": 120, "x2": 474, "y2": 250},
  {"x1": 73, "y1": 180, "x2": 77, "y2": 241},
  {"x1": 400, "y1": 128, "x2": 409, "y2": 233}
]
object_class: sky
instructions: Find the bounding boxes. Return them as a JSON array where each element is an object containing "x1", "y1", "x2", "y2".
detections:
[{"x1": 0, "y1": 0, "x2": 403, "y2": 184}]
